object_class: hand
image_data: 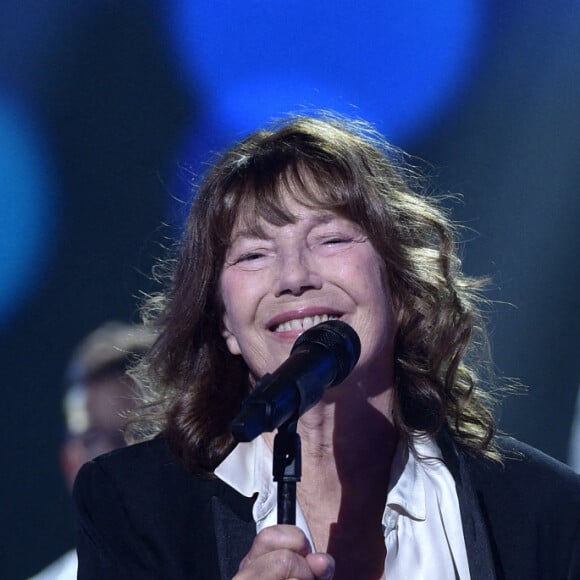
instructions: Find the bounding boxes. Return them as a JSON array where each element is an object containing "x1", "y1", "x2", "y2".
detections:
[{"x1": 233, "y1": 524, "x2": 335, "y2": 580}]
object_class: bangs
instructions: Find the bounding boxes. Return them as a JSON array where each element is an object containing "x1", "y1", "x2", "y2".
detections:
[{"x1": 221, "y1": 158, "x2": 365, "y2": 239}]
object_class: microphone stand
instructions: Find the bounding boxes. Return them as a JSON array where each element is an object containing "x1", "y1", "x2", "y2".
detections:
[{"x1": 273, "y1": 418, "x2": 301, "y2": 525}]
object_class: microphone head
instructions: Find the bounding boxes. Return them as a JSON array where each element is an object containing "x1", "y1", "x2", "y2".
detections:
[{"x1": 291, "y1": 319, "x2": 361, "y2": 386}]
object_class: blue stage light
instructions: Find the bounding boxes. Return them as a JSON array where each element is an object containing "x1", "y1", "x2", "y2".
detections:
[
  {"x1": 0, "y1": 95, "x2": 57, "y2": 328},
  {"x1": 167, "y1": 0, "x2": 486, "y2": 142}
]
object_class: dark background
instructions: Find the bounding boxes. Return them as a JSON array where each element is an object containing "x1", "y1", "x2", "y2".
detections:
[{"x1": 1, "y1": 2, "x2": 578, "y2": 578}]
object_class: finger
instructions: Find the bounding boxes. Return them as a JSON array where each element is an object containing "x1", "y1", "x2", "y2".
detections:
[
  {"x1": 234, "y1": 547, "x2": 316, "y2": 580},
  {"x1": 306, "y1": 552, "x2": 335, "y2": 580},
  {"x1": 241, "y1": 524, "x2": 312, "y2": 563}
]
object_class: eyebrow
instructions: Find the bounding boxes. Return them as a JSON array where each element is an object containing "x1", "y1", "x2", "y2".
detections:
[
  {"x1": 228, "y1": 228, "x2": 269, "y2": 244},
  {"x1": 231, "y1": 210, "x2": 341, "y2": 239}
]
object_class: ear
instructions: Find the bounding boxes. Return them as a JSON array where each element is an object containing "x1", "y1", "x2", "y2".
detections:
[{"x1": 222, "y1": 313, "x2": 242, "y2": 356}]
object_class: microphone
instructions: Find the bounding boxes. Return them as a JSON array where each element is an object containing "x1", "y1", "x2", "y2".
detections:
[{"x1": 231, "y1": 319, "x2": 361, "y2": 442}]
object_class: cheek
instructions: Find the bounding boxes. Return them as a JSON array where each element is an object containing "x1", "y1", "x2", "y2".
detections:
[
  {"x1": 354, "y1": 253, "x2": 397, "y2": 336},
  {"x1": 351, "y1": 250, "x2": 388, "y2": 298},
  {"x1": 219, "y1": 268, "x2": 244, "y2": 317},
  {"x1": 219, "y1": 272, "x2": 243, "y2": 356}
]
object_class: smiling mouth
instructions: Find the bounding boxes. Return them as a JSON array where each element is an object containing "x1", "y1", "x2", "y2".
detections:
[{"x1": 271, "y1": 313, "x2": 341, "y2": 333}]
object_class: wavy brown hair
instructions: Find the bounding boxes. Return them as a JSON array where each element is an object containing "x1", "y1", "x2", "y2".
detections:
[{"x1": 128, "y1": 113, "x2": 499, "y2": 472}]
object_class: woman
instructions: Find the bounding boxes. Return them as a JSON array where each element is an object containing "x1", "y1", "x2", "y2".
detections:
[{"x1": 74, "y1": 114, "x2": 580, "y2": 579}]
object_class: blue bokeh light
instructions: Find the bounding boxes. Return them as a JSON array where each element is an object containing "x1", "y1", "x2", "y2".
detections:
[
  {"x1": 165, "y1": 1, "x2": 486, "y2": 222},
  {"x1": 168, "y1": 0, "x2": 486, "y2": 141},
  {"x1": 0, "y1": 94, "x2": 57, "y2": 328}
]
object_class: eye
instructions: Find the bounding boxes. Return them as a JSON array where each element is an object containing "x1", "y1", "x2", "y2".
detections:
[
  {"x1": 235, "y1": 251, "x2": 265, "y2": 264},
  {"x1": 323, "y1": 237, "x2": 352, "y2": 245},
  {"x1": 224, "y1": 236, "x2": 272, "y2": 268},
  {"x1": 226, "y1": 247, "x2": 273, "y2": 269}
]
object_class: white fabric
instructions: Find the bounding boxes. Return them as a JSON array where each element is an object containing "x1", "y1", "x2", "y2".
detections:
[
  {"x1": 215, "y1": 435, "x2": 314, "y2": 549},
  {"x1": 384, "y1": 435, "x2": 471, "y2": 579},
  {"x1": 28, "y1": 549, "x2": 77, "y2": 580},
  {"x1": 215, "y1": 433, "x2": 471, "y2": 579}
]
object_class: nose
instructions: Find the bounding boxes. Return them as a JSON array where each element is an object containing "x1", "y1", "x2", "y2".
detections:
[{"x1": 274, "y1": 249, "x2": 322, "y2": 297}]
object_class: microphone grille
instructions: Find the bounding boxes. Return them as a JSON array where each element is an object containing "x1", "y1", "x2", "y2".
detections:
[{"x1": 291, "y1": 320, "x2": 361, "y2": 385}]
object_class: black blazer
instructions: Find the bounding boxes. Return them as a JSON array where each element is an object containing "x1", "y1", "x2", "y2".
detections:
[{"x1": 74, "y1": 435, "x2": 580, "y2": 579}]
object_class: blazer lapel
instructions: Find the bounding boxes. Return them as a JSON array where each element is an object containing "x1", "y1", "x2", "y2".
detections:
[
  {"x1": 439, "y1": 432, "x2": 498, "y2": 580},
  {"x1": 211, "y1": 495, "x2": 256, "y2": 580}
]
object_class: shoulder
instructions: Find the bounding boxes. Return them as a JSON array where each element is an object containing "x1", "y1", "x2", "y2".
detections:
[
  {"x1": 73, "y1": 439, "x2": 255, "y2": 578},
  {"x1": 75, "y1": 437, "x2": 181, "y2": 492},
  {"x1": 470, "y1": 437, "x2": 580, "y2": 492},
  {"x1": 74, "y1": 437, "x2": 244, "y2": 511},
  {"x1": 441, "y1": 431, "x2": 580, "y2": 524},
  {"x1": 73, "y1": 437, "x2": 254, "y2": 567},
  {"x1": 462, "y1": 436, "x2": 580, "y2": 523},
  {"x1": 78, "y1": 437, "x2": 181, "y2": 479},
  {"x1": 457, "y1": 438, "x2": 580, "y2": 578}
]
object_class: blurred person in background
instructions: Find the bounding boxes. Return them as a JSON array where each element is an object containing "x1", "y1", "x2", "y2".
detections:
[{"x1": 29, "y1": 321, "x2": 155, "y2": 580}]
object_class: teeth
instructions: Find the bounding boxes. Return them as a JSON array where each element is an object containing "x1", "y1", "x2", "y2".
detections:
[{"x1": 273, "y1": 313, "x2": 339, "y2": 332}]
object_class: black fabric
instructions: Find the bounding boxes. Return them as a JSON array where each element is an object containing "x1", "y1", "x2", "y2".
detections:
[
  {"x1": 211, "y1": 495, "x2": 256, "y2": 579},
  {"x1": 462, "y1": 438, "x2": 580, "y2": 580},
  {"x1": 74, "y1": 438, "x2": 255, "y2": 579},
  {"x1": 438, "y1": 430, "x2": 497, "y2": 580},
  {"x1": 74, "y1": 435, "x2": 580, "y2": 579}
]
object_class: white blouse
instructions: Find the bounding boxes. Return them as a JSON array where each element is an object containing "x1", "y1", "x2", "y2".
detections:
[{"x1": 215, "y1": 433, "x2": 471, "y2": 579}]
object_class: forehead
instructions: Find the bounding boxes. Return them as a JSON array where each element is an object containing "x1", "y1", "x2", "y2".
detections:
[{"x1": 229, "y1": 192, "x2": 348, "y2": 239}]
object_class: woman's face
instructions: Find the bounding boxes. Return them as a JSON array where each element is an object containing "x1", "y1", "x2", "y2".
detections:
[{"x1": 219, "y1": 195, "x2": 398, "y2": 387}]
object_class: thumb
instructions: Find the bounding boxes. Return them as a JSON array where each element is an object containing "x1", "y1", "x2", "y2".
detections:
[{"x1": 306, "y1": 552, "x2": 335, "y2": 579}]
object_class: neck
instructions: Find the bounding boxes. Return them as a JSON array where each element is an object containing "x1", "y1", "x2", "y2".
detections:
[
  {"x1": 299, "y1": 373, "x2": 397, "y2": 462},
  {"x1": 294, "y1": 375, "x2": 398, "y2": 514},
  {"x1": 292, "y1": 379, "x2": 396, "y2": 573}
]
